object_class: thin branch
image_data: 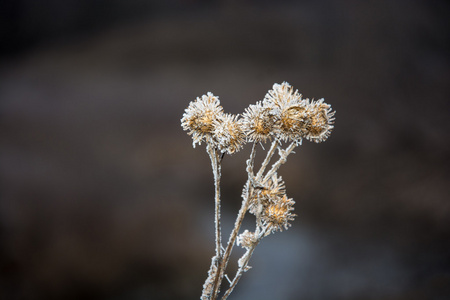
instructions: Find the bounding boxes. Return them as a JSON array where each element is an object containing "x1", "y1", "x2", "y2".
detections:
[
  {"x1": 221, "y1": 227, "x2": 268, "y2": 300},
  {"x1": 262, "y1": 142, "x2": 296, "y2": 184},
  {"x1": 205, "y1": 144, "x2": 223, "y2": 300},
  {"x1": 211, "y1": 142, "x2": 258, "y2": 299},
  {"x1": 255, "y1": 140, "x2": 278, "y2": 181}
]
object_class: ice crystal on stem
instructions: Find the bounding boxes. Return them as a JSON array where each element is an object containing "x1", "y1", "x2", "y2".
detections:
[{"x1": 180, "y1": 82, "x2": 335, "y2": 300}]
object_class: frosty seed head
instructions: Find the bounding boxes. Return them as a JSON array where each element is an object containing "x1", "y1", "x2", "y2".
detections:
[
  {"x1": 181, "y1": 92, "x2": 224, "y2": 148},
  {"x1": 303, "y1": 99, "x2": 335, "y2": 143},
  {"x1": 213, "y1": 113, "x2": 246, "y2": 154},
  {"x1": 262, "y1": 195, "x2": 296, "y2": 233},
  {"x1": 181, "y1": 83, "x2": 335, "y2": 150},
  {"x1": 237, "y1": 230, "x2": 257, "y2": 249},
  {"x1": 276, "y1": 104, "x2": 309, "y2": 143},
  {"x1": 263, "y1": 82, "x2": 302, "y2": 109},
  {"x1": 262, "y1": 82, "x2": 306, "y2": 144},
  {"x1": 241, "y1": 102, "x2": 276, "y2": 143},
  {"x1": 248, "y1": 174, "x2": 286, "y2": 215},
  {"x1": 261, "y1": 82, "x2": 335, "y2": 144}
]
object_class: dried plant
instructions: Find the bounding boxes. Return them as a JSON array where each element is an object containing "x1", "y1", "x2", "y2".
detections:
[{"x1": 181, "y1": 82, "x2": 335, "y2": 299}]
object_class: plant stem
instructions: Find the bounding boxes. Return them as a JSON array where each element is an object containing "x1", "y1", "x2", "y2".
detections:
[
  {"x1": 262, "y1": 142, "x2": 296, "y2": 184},
  {"x1": 255, "y1": 140, "x2": 278, "y2": 181},
  {"x1": 221, "y1": 227, "x2": 267, "y2": 300},
  {"x1": 205, "y1": 144, "x2": 223, "y2": 299},
  {"x1": 211, "y1": 143, "x2": 257, "y2": 299}
]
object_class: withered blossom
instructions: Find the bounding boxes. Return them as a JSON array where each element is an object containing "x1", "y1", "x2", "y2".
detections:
[
  {"x1": 262, "y1": 195, "x2": 296, "y2": 233},
  {"x1": 236, "y1": 230, "x2": 257, "y2": 249},
  {"x1": 213, "y1": 113, "x2": 246, "y2": 154},
  {"x1": 263, "y1": 82, "x2": 302, "y2": 109},
  {"x1": 263, "y1": 82, "x2": 306, "y2": 143},
  {"x1": 303, "y1": 99, "x2": 335, "y2": 143},
  {"x1": 248, "y1": 174, "x2": 286, "y2": 215},
  {"x1": 241, "y1": 101, "x2": 276, "y2": 143},
  {"x1": 260, "y1": 82, "x2": 335, "y2": 144},
  {"x1": 181, "y1": 92, "x2": 224, "y2": 148}
]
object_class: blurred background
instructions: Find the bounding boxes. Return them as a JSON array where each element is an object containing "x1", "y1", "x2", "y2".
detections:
[{"x1": 1, "y1": 0, "x2": 449, "y2": 299}]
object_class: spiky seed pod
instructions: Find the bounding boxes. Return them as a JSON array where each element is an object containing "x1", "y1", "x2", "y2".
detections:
[
  {"x1": 262, "y1": 82, "x2": 307, "y2": 144},
  {"x1": 181, "y1": 92, "x2": 224, "y2": 148},
  {"x1": 262, "y1": 195, "x2": 296, "y2": 233},
  {"x1": 241, "y1": 102, "x2": 276, "y2": 143},
  {"x1": 237, "y1": 230, "x2": 257, "y2": 249},
  {"x1": 263, "y1": 82, "x2": 302, "y2": 109},
  {"x1": 303, "y1": 99, "x2": 335, "y2": 143},
  {"x1": 213, "y1": 113, "x2": 246, "y2": 154},
  {"x1": 276, "y1": 104, "x2": 309, "y2": 143},
  {"x1": 248, "y1": 175, "x2": 286, "y2": 215}
]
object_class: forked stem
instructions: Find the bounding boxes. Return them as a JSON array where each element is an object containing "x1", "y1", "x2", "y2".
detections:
[
  {"x1": 255, "y1": 140, "x2": 278, "y2": 181},
  {"x1": 221, "y1": 226, "x2": 268, "y2": 300},
  {"x1": 210, "y1": 143, "x2": 257, "y2": 299}
]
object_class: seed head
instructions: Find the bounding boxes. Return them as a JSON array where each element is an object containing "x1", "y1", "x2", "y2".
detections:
[
  {"x1": 181, "y1": 92, "x2": 224, "y2": 148},
  {"x1": 263, "y1": 82, "x2": 302, "y2": 109},
  {"x1": 262, "y1": 82, "x2": 307, "y2": 144},
  {"x1": 213, "y1": 113, "x2": 246, "y2": 154},
  {"x1": 241, "y1": 101, "x2": 276, "y2": 143},
  {"x1": 237, "y1": 230, "x2": 257, "y2": 249},
  {"x1": 303, "y1": 99, "x2": 335, "y2": 143},
  {"x1": 248, "y1": 174, "x2": 286, "y2": 215},
  {"x1": 262, "y1": 195, "x2": 296, "y2": 233}
]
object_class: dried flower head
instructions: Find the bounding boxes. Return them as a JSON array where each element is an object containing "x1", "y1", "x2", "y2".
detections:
[
  {"x1": 262, "y1": 82, "x2": 308, "y2": 143},
  {"x1": 263, "y1": 82, "x2": 302, "y2": 109},
  {"x1": 276, "y1": 103, "x2": 309, "y2": 143},
  {"x1": 181, "y1": 92, "x2": 224, "y2": 148},
  {"x1": 303, "y1": 99, "x2": 335, "y2": 143},
  {"x1": 248, "y1": 174, "x2": 286, "y2": 215},
  {"x1": 213, "y1": 113, "x2": 246, "y2": 154},
  {"x1": 237, "y1": 230, "x2": 257, "y2": 249},
  {"x1": 241, "y1": 102, "x2": 276, "y2": 143},
  {"x1": 262, "y1": 195, "x2": 296, "y2": 233}
]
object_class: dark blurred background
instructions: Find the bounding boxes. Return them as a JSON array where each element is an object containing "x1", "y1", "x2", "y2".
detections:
[{"x1": 1, "y1": 0, "x2": 449, "y2": 299}]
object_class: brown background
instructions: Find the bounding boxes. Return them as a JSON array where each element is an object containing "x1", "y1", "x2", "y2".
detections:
[{"x1": 1, "y1": 0, "x2": 449, "y2": 299}]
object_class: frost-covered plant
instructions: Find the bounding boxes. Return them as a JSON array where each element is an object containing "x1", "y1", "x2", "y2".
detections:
[{"x1": 181, "y1": 82, "x2": 335, "y2": 300}]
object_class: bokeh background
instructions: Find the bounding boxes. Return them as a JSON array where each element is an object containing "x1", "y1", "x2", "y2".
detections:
[{"x1": 1, "y1": 1, "x2": 449, "y2": 299}]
